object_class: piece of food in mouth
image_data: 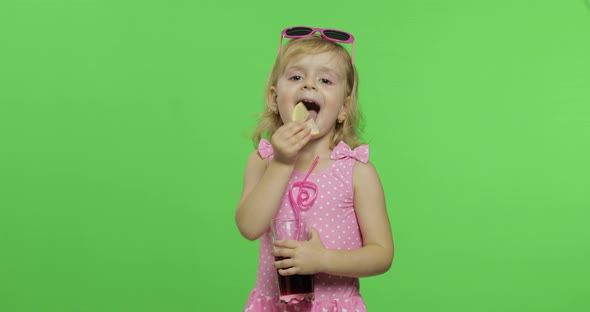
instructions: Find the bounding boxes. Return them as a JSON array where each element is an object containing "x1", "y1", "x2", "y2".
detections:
[
  {"x1": 292, "y1": 102, "x2": 319, "y2": 135},
  {"x1": 292, "y1": 102, "x2": 309, "y2": 122}
]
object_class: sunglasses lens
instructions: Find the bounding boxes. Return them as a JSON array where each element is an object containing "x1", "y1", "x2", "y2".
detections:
[
  {"x1": 323, "y1": 30, "x2": 350, "y2": 41},
  {"x1": 285, "y1": 27, "x2": 313, "y2": 36}
]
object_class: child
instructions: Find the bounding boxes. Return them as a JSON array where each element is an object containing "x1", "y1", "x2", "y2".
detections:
[{"x1": 236, "y1": 26, "x2": 394, "y2": 312}]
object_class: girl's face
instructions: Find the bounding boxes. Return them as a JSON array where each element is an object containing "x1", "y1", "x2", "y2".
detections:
[{"x1": 271, "y1": 51, "x2": 349, "y2": 137}]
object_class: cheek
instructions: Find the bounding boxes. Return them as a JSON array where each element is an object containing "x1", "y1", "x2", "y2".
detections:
[
  {"x1": 274, "y1": 85, "x2": 288, "y2": 102},
  {"x1": 275, "y1": 100, "x2": 292, "y2": 123},
  {"x1": 277, "y1": 95, "x2": 291, "y2": 109},
  {"x1": 276, "y1": 89, "x2": 297, "y2": 107}
]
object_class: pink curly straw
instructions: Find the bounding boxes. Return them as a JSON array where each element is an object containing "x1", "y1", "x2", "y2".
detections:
[{"x1": 288, "y1": 156, "x2": 320, "y2": 240}]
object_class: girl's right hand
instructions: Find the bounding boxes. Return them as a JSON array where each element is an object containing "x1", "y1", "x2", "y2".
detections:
[{"x1": 270, "y1": 121, "x2": 311, "y2": 165}]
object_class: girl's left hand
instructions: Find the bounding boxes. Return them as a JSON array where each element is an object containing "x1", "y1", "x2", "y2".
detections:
[{"x1": 271, "y1": 229, "x2": 326, "y2": 276}]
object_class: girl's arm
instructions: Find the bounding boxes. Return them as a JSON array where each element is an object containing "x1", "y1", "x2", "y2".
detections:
[
  {"x1": 273, "y1": 161, "x2": 394, "y2": 277},
  {"x1": 236, "y1": 122, "x2": 312, "y2": 241},
  {"x1": 235, "y1": 151, "x2": 294, "y2": 240},
  {"x1": 321, "y1": 161, "x2": 394, "y2": 277}
]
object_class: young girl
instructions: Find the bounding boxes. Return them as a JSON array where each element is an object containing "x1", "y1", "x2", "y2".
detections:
[{"x1": 236, "y1": 26, "x2": 394, "y2": 312}]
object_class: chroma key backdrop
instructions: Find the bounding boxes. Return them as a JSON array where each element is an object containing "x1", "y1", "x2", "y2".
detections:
[{"x1": 1, "y1": 0, "x2": 589, "y2": 311}]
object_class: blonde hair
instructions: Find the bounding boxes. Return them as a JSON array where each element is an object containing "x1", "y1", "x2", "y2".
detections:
[{"x1": 252, "y1": 35, "x2": 363, "y2": 149}]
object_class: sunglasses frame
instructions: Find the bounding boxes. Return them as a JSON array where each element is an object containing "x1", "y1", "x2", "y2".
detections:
[{"x1": 278, "y1": 26, "x2": 355, "y2": 64}]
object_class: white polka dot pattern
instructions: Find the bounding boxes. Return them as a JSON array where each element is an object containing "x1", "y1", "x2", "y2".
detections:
[{"x1": 243, "y1": 140, "x2": 369, "y2": 312}]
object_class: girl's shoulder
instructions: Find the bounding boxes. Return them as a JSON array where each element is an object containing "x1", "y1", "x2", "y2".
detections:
[
  {"x1": 242, "y1": 146, "x2": 269, "y2": 186},
  {"x1": 352, "y1": 160, "x2": 382, "y2": 193},
  {"x1": 243, "y1": 139, "x2": 272, "y2": 167},
  {"x1": 246, "y1": 142, "x2": 269, "y2": 167}
]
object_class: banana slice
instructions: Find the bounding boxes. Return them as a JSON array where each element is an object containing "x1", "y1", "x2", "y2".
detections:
[
  {"x1": 292, "y1": 102, "x2": 319, "y2": 135},
  {"x1": 292, "y1": 102, "x2": 309, "y2": 121}
]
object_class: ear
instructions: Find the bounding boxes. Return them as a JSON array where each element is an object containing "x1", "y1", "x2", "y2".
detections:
[
  {"x1": 338, "y1": 96, "x2": 350, "y2": 121},
  {"x1": 267, "y1": 86, "x2": 278, "y2": 113}
]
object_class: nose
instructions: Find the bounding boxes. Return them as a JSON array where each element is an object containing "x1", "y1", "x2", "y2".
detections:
[{"x1": 302, "y1": 79, "x2": 317, "y2": 91}]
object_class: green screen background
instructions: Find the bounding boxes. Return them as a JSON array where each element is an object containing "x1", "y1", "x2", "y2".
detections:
[{"x1": 1, "y1": 0, "x2": 589, "y2": 311}]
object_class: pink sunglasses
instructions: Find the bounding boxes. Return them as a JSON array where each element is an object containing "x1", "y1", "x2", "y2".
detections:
[{"x1": 278, "y1": 26, "x2": 356, "y2": 64}]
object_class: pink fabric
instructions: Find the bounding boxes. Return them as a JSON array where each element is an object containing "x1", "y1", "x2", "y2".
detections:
[
  {"x1": 258, "y1": 139, "x2": 274, "y2": 159},
  {"x1": 330, "y1": 141, "x2": 369, "y2": 164},
  {"x1": 245, "y1": 139, "x2": 370, "y2": 312}
]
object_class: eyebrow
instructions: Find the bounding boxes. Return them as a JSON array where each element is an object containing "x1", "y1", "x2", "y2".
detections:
[{"x1": 285, "y1": 65, "x2": 342, "y2": 78}]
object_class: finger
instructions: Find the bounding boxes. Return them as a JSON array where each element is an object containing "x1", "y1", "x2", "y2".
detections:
[
  {"x1": 271, "y1": 122, "x2": 302, "y2": 139},
  {"x1": 308, "y1": 228, "x2": 319, "y2": 241},
  {"x1": 271, "y1": 123, "x2": 308, "y2": 148},
  {"x1": 282, "y1": 121, "x2": 307, "y2": 134},
  {"x1": 276, "y1": 121, "x2": 307, "y2": 137},
  {"x1": 271, "y1": 248, "x2": 293, "y2": 258},
  {"x1": 294, "y1": 122, "x2": 312, "y2": 137},
  {"x1": 292, "y1": 132, "x2": 312, "y2": 151},
  {"x1": 278, "y1": 267, "x2": 299, "y2": 276},
  {"x1": 285, "y1": 125, "x2": 311, "y2": 147},
  {"x1": 273, "y1": 240, "x2": 299, "y2": 249},
  {"x1": 273, "y1": 257, "x2": 294, "y2": 269}
]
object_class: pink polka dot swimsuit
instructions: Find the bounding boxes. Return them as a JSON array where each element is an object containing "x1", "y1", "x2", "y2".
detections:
[{"x1": 243, "y1": 139, "x2": 369, "y2": 312}]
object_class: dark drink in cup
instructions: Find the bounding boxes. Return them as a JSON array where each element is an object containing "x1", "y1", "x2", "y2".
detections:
[
  {"x1": 272, "y1": 218, "x2": 315, "y2": 304},
  {"x1": 275, "y1": 256, "x2": 314, "y2": 303}
]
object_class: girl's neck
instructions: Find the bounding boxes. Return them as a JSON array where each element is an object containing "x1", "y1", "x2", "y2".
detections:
[{"x1": 297, "y1": 134, "x2": 332, "y2": 161}]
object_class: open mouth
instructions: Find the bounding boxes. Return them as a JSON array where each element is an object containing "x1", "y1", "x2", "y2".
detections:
[{"x1": 298, "y1": 99, "x2": 320, "y2": 118}]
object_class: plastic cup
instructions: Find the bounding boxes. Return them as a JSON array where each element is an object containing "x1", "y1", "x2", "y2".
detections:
[{"x1": 271, "y1": 218, "x2": 314, "y2": 304}]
